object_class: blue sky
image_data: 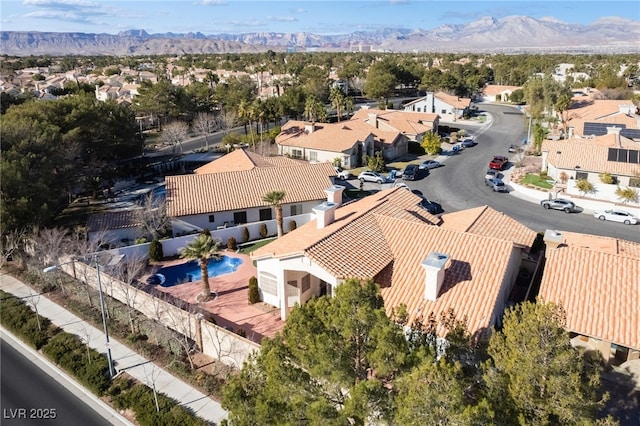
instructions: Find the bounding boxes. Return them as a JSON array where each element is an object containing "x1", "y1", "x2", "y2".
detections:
[{"x1": 1, "y1": 0, "x2": 638, "y2": 35}]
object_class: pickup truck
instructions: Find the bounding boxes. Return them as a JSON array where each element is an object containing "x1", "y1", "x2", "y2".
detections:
[{"x1": 489, "y1": 156, "x2": 508, "y2": 170}]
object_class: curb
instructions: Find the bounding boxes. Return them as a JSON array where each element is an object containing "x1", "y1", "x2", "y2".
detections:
[{"x1": 0, "y1": 326, "x2": 135, "y2": 426}]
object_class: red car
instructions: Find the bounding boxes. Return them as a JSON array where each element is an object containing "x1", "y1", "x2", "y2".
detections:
[{"x1": 489, "y1": 156, "x2": 508, "y2": 170}]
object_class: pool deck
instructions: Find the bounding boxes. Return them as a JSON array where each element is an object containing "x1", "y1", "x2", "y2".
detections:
[{"x1": 144, "y1": 252, "x2": 285, "y2": 344}]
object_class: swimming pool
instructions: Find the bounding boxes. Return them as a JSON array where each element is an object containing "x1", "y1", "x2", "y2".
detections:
[{"x1": 150, "y1": 256, "x2": 243, "y2": 287}]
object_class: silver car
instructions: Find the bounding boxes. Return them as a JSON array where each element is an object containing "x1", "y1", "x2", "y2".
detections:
[
  {"x1": 358, "y1": 171, "x2": 386, "y2": 184},
  {"x1": 540, "y1": 198, "x2": 578, "y2": 213}
]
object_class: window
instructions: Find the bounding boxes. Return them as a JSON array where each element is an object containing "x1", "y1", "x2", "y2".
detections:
[
  {"x1": 290, "y1": 204, "x2": 302, "y2": 216},
  {"x1": 309, "y1": 151, "x2": 318, "y2": 162},
  {"x1": 291, "y1": 149, "x2": 303, "y2": 159},
  {"x1": 301, "y1": 274, "x2": 311, "y2": 293},
  {"x1": 208, "y1": 214, "x2": 215, "y2": 223},
  {"x1": 259, "y1": 208, "x2": 272, "y2": 221},
  {"x1": 260, "y1": 272, "x2": 277, "y2": 295},
  {"x1": 440, "y1": 109, "x2": 447, "y2": 114},
  {"x1": 233, "y1": 211, "x2": 247, "y2": 224},
  {"x1": 576, "y1": 171, "x2": 588, "y2": 180},
  {"x1": 416, "y1": 107, "x2": 421, "y2": 112}
]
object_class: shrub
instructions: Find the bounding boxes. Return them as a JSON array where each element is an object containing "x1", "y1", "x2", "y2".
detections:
[
  {"x1": 149, "y1": 239, "x2": 164, "y2": 262},
  {"x1": 0, "y1": 290, "x2": 52, "y2": 349},
  {"x1": 575, "y1": 179, "x2": 595, "y2": 196},
  {"x1": 615, "y1": 186, "x2": 639, "y2": 204},
  {"x1": 559, "y1": 171, "x2": 569, "y2": 184},
  {"x1": 450, "y1": 132, "x2": 458, "y2": 143},
  {"x1": 227, "y1": 236, "x2": 237, "y2": 251},
  {"x1": 42, "y1": 332, "x2": 110, "y2": 395},
  {"x1": 599, "y1": 172, "x2": 614, "y2": 184},
  {"x1": 288, "y1": 220, "x2": 297, "y2": 233},
  {"x1": 259, "y1": 223, "x2": 268, "y2": 238},
  {"x1": 241, "y1": 227, "x2": 249, "y2": 243},
  {"x1": 248, "y1": 276, "x2": 260, "y2": 304}
]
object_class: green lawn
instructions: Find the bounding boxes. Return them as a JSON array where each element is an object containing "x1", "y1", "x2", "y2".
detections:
[
  {"x1": 521, "y1": 173, "x2": 554, "y2": 189},
  {"x1": 239, "y1": 238, "x2": 276, "y2": 254}
]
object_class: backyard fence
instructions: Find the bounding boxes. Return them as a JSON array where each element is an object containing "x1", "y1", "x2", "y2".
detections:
[{"x1": 60, "y1": 260, "x2": 260, "y2": 369}]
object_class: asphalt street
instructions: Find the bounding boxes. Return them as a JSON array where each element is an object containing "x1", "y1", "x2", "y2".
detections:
[
  {"x1": 359, "y1": 103, "x2": 640, "y2": 243},
  {"x1": 0, "y1": 331, "x2": 125, "y2": 426}
]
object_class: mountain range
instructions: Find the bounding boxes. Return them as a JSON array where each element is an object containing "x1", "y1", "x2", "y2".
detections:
[{"x1": 1, "y1": 16, "x2": 639, "y2": 56}]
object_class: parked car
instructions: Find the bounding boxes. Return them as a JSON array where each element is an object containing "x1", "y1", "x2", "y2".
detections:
[
  {"x1": 334, "y1": 166, "x2": 351, "y2": 180},
  {"x1": 508, "y1": 144, "x2": 519, "y2": 153},
  {"x1": 485, "y1": 168, "x2": 498, "y2": 180},
  {"x1": 419, "y1": 197, "x2": 443, "y2": 214},
  {"x1": 402, "y1": 164, "x2": 423, "y2": 180},
  {"x1": 419, "y1": 160, "x2": 441, "y2": 170},
  {"x1": 489, "y1": 156, "x2": 508, "y2": 170},
  {"x1": 462, "y1": 138, "x2": 476, "y2": 147},
  {"x1": 540, "y1": 198, "x2": 578, "y2": 213},
  {"x1": 358, "y1": 171, "x2": 386, "y2": 184},
  {"x1": 593, "y1": 209, "x2": 638, "y2": 225},
  {"x1": 393, "y1": 181, "x2": 409, "y2": 189},
  {"x1": 485, "y1": 178, "x2": 508, "y2": 192}
]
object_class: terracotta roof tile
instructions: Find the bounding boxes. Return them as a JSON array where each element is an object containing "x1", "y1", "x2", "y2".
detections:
[
  {"x1": 434, "y1": 92, "x2": 472, "y2": 109},
  {"x1": 194, "y1": 149, "x2": 305, "y2": 174},
  {"x1": 276, "y1": 120, "x2": 373, "y2": 152},
  {"x1": 350, "y1": 108, "x2": 438, "y2": 135},
  {"x1": 254, "y1": 188, "x2": 529, "y2": 337},
  {"x1": 166, "y1": 162, "x2": 336, "y2": 217},
  {"x1": 440, "y1": 205, "x2": 537, "y2": 249},
  {"x1": 543, "y1": 134, "x2": 640, "y2": 176},
  {"x1": 539, "y1": 245, "x2": 639, "y2": 350},
  {"x1": 482, "y1": 85, "x2": 522, "y2": 96},
  {"x1": 556, "y1": 231, "x2": 640, "y2": 258},
  {"x1": 566, "y1": 98, "x2": 639, "y2": 136}
]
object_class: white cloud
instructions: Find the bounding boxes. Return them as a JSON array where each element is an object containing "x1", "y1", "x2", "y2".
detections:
[{"x1": 267, "y1": 16, "x2": 297, "y2": 23}]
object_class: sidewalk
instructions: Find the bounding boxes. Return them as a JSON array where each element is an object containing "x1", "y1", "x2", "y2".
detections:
[{"x1": 0, "y1": 272, "x2": 228, "y2": 426}]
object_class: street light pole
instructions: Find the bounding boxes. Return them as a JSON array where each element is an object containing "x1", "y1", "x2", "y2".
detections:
[
  {"x1": 94, "y1": 259, "x2": 116, "y2": 379},
  {"x1": 44, "y1": 257, "x2": 115, "y2": 379}
]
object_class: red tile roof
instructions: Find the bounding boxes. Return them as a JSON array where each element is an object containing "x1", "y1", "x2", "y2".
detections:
[
  {"x1": 254, "y1": 188, "x2": 535, "y2": 337},
  {"x1": 195, "y1": 149, "x2": 305, "y2": 174},
  {"x1": 276, "y1": 120, "x2": 373, "y2": 152},
  {"x1": 539, "y1": 240, "x2": 640, "y2": 350},
  {"x1": 166, "y1": 162, "x2": 336, "y2": 217}
]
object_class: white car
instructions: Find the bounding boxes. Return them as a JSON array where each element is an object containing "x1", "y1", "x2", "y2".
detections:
[
  {"x1": 593, "y1": 209, "x2": 638, "y2": 225},
  {"x1": 334, "y1": 166, "x2": 350, "y2": 180},
  {"x1": 358, "y1": 171, "x2": 386, "y2": 184}
]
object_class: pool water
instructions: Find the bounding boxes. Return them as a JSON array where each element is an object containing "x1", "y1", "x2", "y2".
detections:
[{"x1": 154, "y1": 256, "x2": 243, "y2": 287}]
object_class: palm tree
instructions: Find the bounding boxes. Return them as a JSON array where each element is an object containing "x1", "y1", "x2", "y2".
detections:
[
  {"x1": 330, "y1": 86, "x2": 346, "y2": 122},
  {"x1": 262, "y1": 191, "x2": 286, "y2": 238},
  {"x1": 179, "y1": 233, "x2": 221, "y2": 301}
]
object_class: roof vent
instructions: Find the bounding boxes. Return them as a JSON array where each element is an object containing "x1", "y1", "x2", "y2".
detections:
[{"x1": 422, "y1": 252, "x2": 450, "y2": 301}]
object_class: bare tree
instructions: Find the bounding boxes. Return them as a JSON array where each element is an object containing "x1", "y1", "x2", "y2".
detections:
[
  {"x1": 217, "y1": 109, "x2": 237, "y2": 135},
  {"x1": 65, "y1": 229, "x2": 108, "y2": 307},
  {"x1": 161, "y1": 121, "x2": 190, "y2": 155},
  {"x1": 165, "y1": 300, "x2": 198, "y2": 370},
  {"x1": 132, "y1": 194, "x2": 170, "y2": 241},
  {"x1": 78, "y1": 323, "x2": 94, "y2": 363},
  {"x1": 1, "y1": 228, "x2": 29, "y2": 269},
  {"x1": 201, "y1": 321, "x2": 246, "y2": 370},
  {"x1": 192, "y1": 112, "x2": 217, "y2": 151},
  {"x1": 142, "y1": 363, "x2": 162, "y2": 412},
  {"x1": 25, "y1": 290, "x2": 43, "y2": 331},
  {"x1": 114, "y1": 255, "x2": 147, "y2": 335},
  {"x1": 31, "y1": 227, "x2": 69, "y2": 268}
]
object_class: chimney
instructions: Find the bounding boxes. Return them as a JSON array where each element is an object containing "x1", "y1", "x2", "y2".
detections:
[
  {"x1": 304, "y1": 123, "x2": 315, "y2": 134},
  {"x1": 312, "y1": 202, "x2": 337, "y2": 229},
  {"x1": 422, "y1": 252, "x2": 450, "y2": 301},
  {"x1": 543, "y1": 229, "x2": 564, "y2": 250},
  {"x1": 606, "y1": 126, "x2": 622, "y2": 147},
  {"x1": 368, "y1": 113, "x2": 378, "y2": 128},
  {"x1": 324, "y1": 185, "x2": 345, "y2": 207}
]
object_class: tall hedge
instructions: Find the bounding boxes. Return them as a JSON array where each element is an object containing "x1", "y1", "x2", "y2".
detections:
[
  {"x1": 248, "y1": 277, "x2": 260, "y2": 304},
  {"x1": 149, "y1": 239, "x2": 164, "y2": 261}
]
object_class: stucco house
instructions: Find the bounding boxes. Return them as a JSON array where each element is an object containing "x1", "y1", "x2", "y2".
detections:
[
  {"x1": 541, "y1": 128, "x2": 640, "y2": 209},
  {"x1": 276, "y1": 120, "x2": 376, "y2": 168},
  {"x1": 251, "y1": 188, "x2": 538, "y2": 339},
  {"x1": 404, "y1": 92, "x2": 472, "y2": 121},
  {"x1": 564, "y1": 97, "x2": 639, "y2": 140},
  {"x1": 165, "y1": 150, "x2": 337, "y2": 236},
  {"x1": 479, "y1": 84, "x2": 522, "y2": 103},
  {"x1": 539, "y1": 230, "x2": 639, "y2": 363},
  {"x1": 350, "y1": 108, "x2": 440, "y2": 141}
]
